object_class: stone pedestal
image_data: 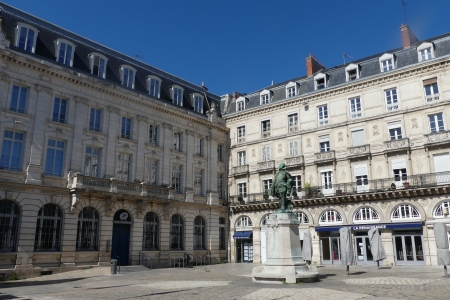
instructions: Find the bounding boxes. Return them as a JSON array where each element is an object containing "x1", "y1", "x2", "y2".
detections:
[{"x1": 252, "y1": 212, "x2": 318, "y2": 284}]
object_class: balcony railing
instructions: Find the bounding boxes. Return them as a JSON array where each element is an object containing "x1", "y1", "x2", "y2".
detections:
[
  {"x1": 257, "y1": 160, "x2": 275, "y2": 171},
  {"x1": 384, "y1": 138, "x2": 410, "y2": 152},
  {"x1": 318, "y1": 118, "x2": 329, "y2": 126},
  {"x1": 233, "y1": 165, "x2": 249, "y2": 175},
  {"x1": 237, "y1": 136, "x2": 245, "y2": 143},
  {"x1": 347, "y1": 144, "x2": 370, "y2": 157},
  {"x1": 262, "y1": 132, "x2": 271, "y2": 138},
  {"x1": 286, "y1": 155, "x2": 304, "y2": 167},
  {"x1": 424, "y1": 130, "x2": 450, "y2": 145},
  {"x1": 386, "y1": 103, "x2": 399, "y2": 111},
  {"x1": 426, "y1": 93, "x2": 440, "y2": 103},
  {"x1": 288, "y1": 125, "x2": 298, "y2": 132},
  {"x1": 314, "y1": 150, "x2": 335, "y2": 162},
  {"x1": 351, "y1": 112, "x2": 362, "y2": 119}
]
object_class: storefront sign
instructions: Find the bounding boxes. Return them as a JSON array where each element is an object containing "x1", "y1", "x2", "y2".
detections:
[
  {"x1": 351, "y1": 224, "x2": 387, "y2": 230},
  {"x1": 315, "y1": 222, "x2": 422, "y2": 232}
]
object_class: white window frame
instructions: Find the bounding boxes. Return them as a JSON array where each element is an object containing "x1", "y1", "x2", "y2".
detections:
[
  {"x1": 286, "y1": 82, "x2": 297, "y2": 98},
  {"x1": 237, "y1": 125, "x2": 246, "y2": 143},
  {"x1": 345, "y1": 63, "x2": 360, "y2": 81},
  {"x1": 88, "y1": 53, "x2": 108, "y2": 78},
  {"x1": 149, "y1": 124, "x2": 158, "y2": 146},
  {"x1": 317, "y1": 105, "x2": 329, "y2": 126},
  {"x1": 391, "y1": 204, "x2": 421, "y2": 220},
  {"x1": 173, "y1": 132, "x2": 182, "y2": 152},
  {"x1": 353, "y1": 207, "x2": 380, "y2": 223},
  {"x1": 428, "y1": 113, "x2": 445, "y2": 133},
  {"x1": 288, "y1": 140, "x2": 299, "y2": 157},
  {"x1": 10, "y1": 84, "x2": 29, "y2": 114},
  {"x1": 84, "y1": 146, "x2": 101, "y2": 177},
  {"x1": 261, "y1": 145, "x2": 271, "y2": 162},
  {"x1": 237, "y1": 151, "x2": 246, "y2": 166},
  {"x1": 288, "y1": 113, "x2": 298, "y2": 132},
  {"x1": 146, "y1": 159, "x2": 158, "y2": 185},
  {"x1": 196, "y1": 137, "x2": 204, "y2": 157},
  {"x1": 433, "y1": 201, "x2": 450, "y2": 218},
  {"x1": 417, "y1": 42, "x2": 435, "y2": 62},
  {"x1": 385, "y1": 88, "x2": 399, "y2": 111},
  {"x1": 120, "y1": 65, "x2": 136, "y2": 89},
  {"x1": 235, "y1": 215, "x2": 252, "y2": 228},
  {"x1": 236, "y1": 96, "x2": 246, "y2": 111},
  {"x1": 349, "y1": 97, "x2": 362, "y2": 119},
  {"x1": 424, "y1": 78, "x2": 440, "y2": 103},
  {"x1": 387, "y1": 121, "x2": 402, "y2": 140},
  {"x1": 379, "y1": 53, "x2": 395, "y2": 72},
  {"x1": 261, "y1": 119, "x2": 271, "y2": 138},
  {"x1": 262, "y1": 178, "x2": 272, "y2": 194},
  {"x1": 320, "y1": 169, "x2": 334, "y2": 195},
  {"x1": 314, "y1": 73, "x2": 327, "y2": 90},
  {"x1": 171, "y1": 164, "x2": 183, "y2": 193},
  {"x1": 319, "y1": 209, "x2": 342, "y2": 225},
  {"x1": 15, "y1": 22, "x2": 39, "y2": 53},
  {"x1": 171, "y1": 85, "x2": 184, "y2": 106},
  {"x1": 237, "y1": 182, "x2": 247, "y2": 202},
  {"x1": 319, "y1": 135, "x2": 330, "y2": 152},
  {"x1": 116, "y1": 153, "x2": 131, "y2": 182},
  {"x1": 296, "y1": 211, "x2": 309, "y2": 223},
  {"x1": 146, "y1": 75, "x2": 162, "y2": 98},
  {"x1": 194, "y1": 168, "x2": 204, "y2": 196},
  {"x1": 55, "y1": 38, "x2": 76, "y2": 67},
  {"x1": 191, "y1": 93, "x2": 204, "y2": 114},
  {"x1": 260, "y1": 89, "x2": 271, "y2": 105},
  {"x1": 292, "y1": 175, "x2": 301, "y2": 194}
]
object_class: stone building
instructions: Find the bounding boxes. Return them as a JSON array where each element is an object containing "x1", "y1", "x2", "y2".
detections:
[
  {"x1": 0, "y1": 3, "x2": 228, "y2": 278},
  {"x1": 223, "y1": 25, "x2": 450, "y2": 266}
]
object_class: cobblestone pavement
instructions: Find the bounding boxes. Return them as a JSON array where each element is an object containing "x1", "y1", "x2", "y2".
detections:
[{"x1": 0, "y1": 264, "x2": 449, "y2": 300}]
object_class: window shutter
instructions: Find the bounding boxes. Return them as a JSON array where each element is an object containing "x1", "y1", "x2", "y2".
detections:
[
  {"x1": 294, "y1": 141, "x2": 299, "y2": 156},
  {"x1": 354, "y1": 164, "x2": 368, "y2": 176},
  {"x1": 351, "y1": 130, "x2": 365, "y2": 146},
  {"x1": 319, "y1": 135, "x2": 329, "y2": 143},
  {"x1": 267, "y1": 146, "x2": 272, "y2": 160},
  {"x1": 391, "y1": 158, "x2": 407, "y2": 169}
]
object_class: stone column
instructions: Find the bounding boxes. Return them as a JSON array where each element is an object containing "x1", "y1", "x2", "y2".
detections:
[
  {"x1": 252, "y1": 228, "x2": 261, "y2": 264},
  {"x1": 104, "y1": 107, "x2": 120, "y2": 177},
  {"x1": 98, "y1": 213, "x2": 113, "y2": 266},
  {"x1": 135, "y1": 115, "x2": 148, "y2": 181},
  {"x1": 425, "y1": 224, "x2": 437, "y2": 266},
  {"x1": 159, "y1": 209, "x2": 171, "y2": 267},
  {"x1": 131, "y1": 214, "x2": 144, "y2": 265},
  {"x1": 381, "y1": 229, "x2": 395, "y2": 266},
  {"x1": 70, "y1": 97, "x2": 89, "y2": 173},
  {"x1": 161, "y1": 123, "x2": 173, "y2": 186},
  {"x1": 60, "y1": 203, "x2": 79, "y2": 269}
]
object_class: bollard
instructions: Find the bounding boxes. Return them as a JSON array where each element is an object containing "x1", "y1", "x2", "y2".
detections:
[{"x1": 110, "y1": 259, "x2": 118, "y2": 275}]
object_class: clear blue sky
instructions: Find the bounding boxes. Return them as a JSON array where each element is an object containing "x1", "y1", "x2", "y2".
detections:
[{"x1": 7, "y1": 0, "x2": 450, "y2": 96}]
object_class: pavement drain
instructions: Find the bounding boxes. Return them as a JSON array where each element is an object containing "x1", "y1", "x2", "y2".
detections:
[{"x1": 343, "y1": 277, "x2": 437, "y2": 285}]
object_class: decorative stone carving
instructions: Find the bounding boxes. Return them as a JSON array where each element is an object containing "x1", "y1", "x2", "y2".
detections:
[
  {"x1": 314, "y1": 150, "x2": 335, "y2": 161},
  {"x1": 70, "y1": 193, "x2": 80, "y2": 213},
  {"x1": 252, "y1": 149, "x2": 256, "y2": 157},
  {"x1": 411, "y1": 118, "x2": 418, "y2": 129},
  {"x1": 233, "y1": 165, "x2": 249, "y2": 175},
  {"x1": 137, "y1": 115, "x2": 148, "y2": 122},
  {"x1": 108, "y1": 106, "x2": 120, "y2": 114},
  {"x1": 379, "y1": 201, "x2": 387, "y2": 209},
  {"x1": 0, "y1": 72, "x2": 10, "y2": 82},
  {"x1": 51, "y1": 195, "x2": 57, "y2": 203},
  {"x1": 75, "y1": 97, "x2": 88, "y2": 105},
  {"x1": 285, "y1": 156, "x2": 304, "y2": 166},
  {"x1": 278, "y1": 144, "x2": 282, "y2": 153},
  {"x1": 373, "y1": 125, "x2": 379, "y2": 135},
  {"x1": 105, "y1": 196, "x2": 117, "y2": 217},
  {"x1": 163, "y1": 123, "x2": 173, "y2": 130},
  {"x1": 384, "y1": 138, "x2": 409, "y2": 150},
  {"x1": 338, "y1": 132, "x2": 343, "y2": 142},
  {"x1": 5, "y1": 191, "x2": 12, "y2": 199},
  {"x1": 136, "y1": 200, "x2": 147, "y2": 218},
  {"x1": 348, "y1": 145, "x2": 369, "y2": 156},
  {"x1": 425, "y1": 131, "x2": 450, "y2": 144},
  {"x1": 307, "y1": 138, "x2": 311, "y2": 147},
  {"x1": 36, "y1": 84, "x2": 52, "y2": 95},
  {"x1": 257, "y1": 160, "x2": 275, "y2": 170},
  {"x1": 185, "y1": 129, "x2": 194, "y2": 136}
]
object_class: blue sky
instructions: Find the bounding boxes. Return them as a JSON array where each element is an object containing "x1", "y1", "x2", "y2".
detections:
[{"x1": 7, "y1": 0, "x2": 450, "y2": 96}]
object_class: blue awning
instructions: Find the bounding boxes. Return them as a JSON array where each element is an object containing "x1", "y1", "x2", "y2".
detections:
[
  {"x1": 315, "y1": 226, "x2": 342, "y2": 232},
  {"x1": 315, "y1": 222, "x2": 423, "y2": 232},
  {"x1": 233, "y1": 231, "x2": 253, "y2": 239}
]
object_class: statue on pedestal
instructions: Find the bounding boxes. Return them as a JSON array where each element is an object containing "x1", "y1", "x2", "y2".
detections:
[{"x1": 269, "y1": 162, "x2": 293, "y2": 212}]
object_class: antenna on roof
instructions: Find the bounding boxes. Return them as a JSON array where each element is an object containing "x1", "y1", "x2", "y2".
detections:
[
  {"x1": 343, "y1": 52, "x2": 354, "y2": 64},
  {"x1": 402, "y1": 0, "x2": 408, "y2": 25},
  {"x1": 271, "y1": 80, "x2": 274, "y2": 85},
  {"x1": 134, "y1": 54, "x2": 145, "y2": 60}
]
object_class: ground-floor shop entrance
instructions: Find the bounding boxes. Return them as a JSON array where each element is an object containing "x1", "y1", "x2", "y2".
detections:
[
  {"x1": 354, "y1": 232, "x2": 375, "y2": 265},
  {"x1": 236, "y1": 239, "x2": 253, "y2": 262},
  {"x1": 393, "y1": 230, "x2": 425, "y2": 265},
  {"x1": 320, "y1": 231, "x2": 341, "y2": 265}
]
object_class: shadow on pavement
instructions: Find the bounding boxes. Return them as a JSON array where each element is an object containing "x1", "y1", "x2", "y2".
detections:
[
  {"x1": 0, "y1": 293, "x2": 31, "y2": 300},
  {"x1": 319, "y1": 273, "x2": 337, "y2": 279},
  {"x1": 349, "y1": 272, "x2": 366, "y2": 275},
  {"x1": 378, "y1": 267, "x2": 392, "y2": 270},
  {"x1": 0, "y1": 277, "x2": 87, "y2": 288}
]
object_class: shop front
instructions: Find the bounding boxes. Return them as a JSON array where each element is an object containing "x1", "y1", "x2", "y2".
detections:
[
  {"x1": 233, "y1": 231, "x2": 253, "y2": 263},
  {"x1": 318, "y1": 231, "x2": 341, "y2": 265}
]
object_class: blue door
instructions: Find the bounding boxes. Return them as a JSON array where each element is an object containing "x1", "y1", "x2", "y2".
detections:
[{"x1": 111, "y1": 210, "x2": 132, "y2": 266}]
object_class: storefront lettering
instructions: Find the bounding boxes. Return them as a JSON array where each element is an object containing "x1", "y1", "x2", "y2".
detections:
[{"x1": 351, "y1": 224, "x2": 387, "y2": 230}]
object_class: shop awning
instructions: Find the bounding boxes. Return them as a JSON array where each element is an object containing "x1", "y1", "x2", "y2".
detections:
[
  {"x1": 233, "y1": 231, "x2": 253, "y2": 239},
  {"x1": 315, "y1": 222, "x2": 423, "y2": 232}
]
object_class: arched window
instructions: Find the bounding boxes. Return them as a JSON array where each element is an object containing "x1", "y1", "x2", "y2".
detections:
[
  {"x1": 391, "y1": 204, "x2": 421, "y2": 220},
  {"x1": 235, "y1": 216, "x2": 253, "y2": 229},
  {"x1": 143, "y1": 212, "x2": 158, "y2": 250},
  {"x1": 0, "y1": 200, "x2": 20, "y2": 251},
  {"x1": 296, "y1": 212, "x2": 310, "y2": 224},
  {"x1": 34, "y1": 204, "x2": 63, "y2": 251},
  {"x1": 353, "y1": 207, "x2": 380, "y2": 223},
  {"x1": 319, "y1": 210, "x2": 342, "y2": 225},
  {"x1": 260, "y1": 214, "x2": 270, "y2": 226},
  {"x1": 194, "y1": 216, "x2": 206, "y2": 250},
  {"x1": 76, "y1": 207, "x2": 99, "y2": 250},
  {"x1": 433, "y1": 201, "x2": 450, "y2": 218},
  {"x1": 170, "y1": 214, "x2": 183, "y2": 250}
]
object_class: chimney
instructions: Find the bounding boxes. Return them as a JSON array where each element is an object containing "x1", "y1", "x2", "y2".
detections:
[
  {"x1": 306, "y1": 54, "x2": 325, "y2": 77},
  {"x1": 400, "y1": 24, "x2": 418, "y2": 48}
]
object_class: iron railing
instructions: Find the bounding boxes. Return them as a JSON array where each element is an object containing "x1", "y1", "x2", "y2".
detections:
[{"x1": 139, "y1": 252, "x2": 153, "y2": 270}]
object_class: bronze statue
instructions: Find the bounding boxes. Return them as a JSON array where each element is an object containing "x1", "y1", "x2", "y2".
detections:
[{"x1": 268, "y1": 162, "x2": 293, "y2": 212}]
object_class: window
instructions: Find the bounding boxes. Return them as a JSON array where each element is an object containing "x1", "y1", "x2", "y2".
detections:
[
  {"x1": 76, "y1": 207, "x2": 99, "y2": 250},
  {"x1": 218, "y1": 173, "x2": 224, "y2": 199},
  {"x1": 296, "y1": 212, "x2": 309, "y2": 223},
  {"x1": 261, "y1": 145, "x2": 271, "y2": 161},
  {"x1": 424, "y1": 78, "x2": 440, "y2": 103},
  {"x1": 321, "y1": 170, "x2": 333, "y2": 190},
  {"x1": 288, "y1": 113, "x2": 298, "y2": 132},
  {"x1": 292, "y1": 175, "x2": 301, "y2": 193},
  {"x1": 52, "y1": 98, "x2": 67, "y2": 124},
  {"x1": 170, "y1": 214, "x2": 184, "y2": 250},
  {"x1": 121, "y1": 117, "x2": 132, "y2": 139},
  {"x1": 55, "y1": 39, "x2": 75, "y2": 67},
  {"x1": 116, "y1": 153, "x2": 131, "y2": 181},
  {"x1": 388, "y1": 121, "x2": 402, "y2": 140},
  {"x1": 433, "y1": 201, "x2": 450, "y2": 218},
  {"x1": 349, "y1": 97, "x2": 362, "y2": 119},
  {"x1": 345, "y1": 64, "x2": 359, "y2": 81},
  {"x1": 318, "y1": 105, "x2": 329, "y2": 126},
  {"x1": 146, "y1": 76, "x2": 161, "y2": 98},
  {"x1": 261, "y1": 120, "x2": 271, "y2": 138},
  {"x1": 354, "y1": 207, "x2": 380, "y2": 223},
  {"x1": 237, "y1": 182, "x2": 247, "y2": 199},
  {"x1": 288, "y1": 140, "x2": 299, "y2": 157},
  {"x1": 15, "y1": 23, "x2": 38, "y2": 53},
  {"x1": 319, "y1": 135, "x2": 330, "y2": 152},
  {"x1": 193, "y1": 94, "x2": 203, "y2": 113},
  {"x1": 236, "y1": 98, "x2": 246, "y2": 111},
  {"x1": 172, "y1": 86, "x2": 183, "y2": 106},
  {"x1": 120, "y1": 65, "x2": 136, "y2": 89},
  {"x1": 143, "y1": 212, "x2": 159, "y2": 250},
  {"x1": 0, "y1": 130, "x2": 24, "y2": 171},
  {"x1": 149, "y1": 125, "x2": 158, "y2": 146},
  {"x1": 429, "y1": 113, "x2": 445, "y2": 133},
  {"x1": 262, "y1": 179, "x2": 272, "y2": 194},
  {"x1": 351, "y1": 129, "x2": 365, "y2": 147},
  {"x1": 219, "y1": 227, "x2": 226, "y2": 250},
  {"x1": 286, "y1": 82, "x2": 297, "y2": 98},
  {"x1": 172, "y1": 164, "x2": 182, "y2": 193},
  {"x1": 220, "y1": 217, "x2": 227, "y2": 225},
  {"x1": 391, "y1": 204, "x2": 421, "y2": 220},
  {"x1": 379, "y1": 53, "x2": 395, "y2": 72},
  {"x1": 238, "y1": 151, "x2": 246, "y2": 166},
  {"x1": 194, "y1": 168, "x2": 204, "y2": 196},
  {"x1": 354, "y1": 164, "x2": 369, "y2": 192},
  {"x1": 235, "y1": 216, "x2": 252, "y2": 228},
  {"x1": 418, "y1": 42, "x2": 434, "y2": 62},
  {"x1": 319, "y1": 210, "x2": 342, "y2": 224},
  {"x1": 89, "y1": 53, "x2": 108, "y2": 78},
  {"x1": 0, "y1": 200, "x2": 20, "y2": 251},
  {"x1": 194, "y1": 216, "x2": 206, "y2": 250},
  {"x1": 260, "y1": 90, "x2": 271, "y2": 105},
  {"x1": 196, "y1": 138, "x2": 204, "y2": 157},
  {"x1": 10, "y1": 85, "x2": 28, "y2": 114},
  {"x1": 34, "y1": 204, "x2": 62, "y2": 251},
  {"x1": 314, "y1": 73, "x2": 327, "y2": 90},
  {"x1": 84, "y1": 147, "x2": 100, "y2": 177},
  {"x1": 89, "y1": 108, "x2": 102, "y2": 132},
  {"x1": 217, "y1": 144, "x2": 224, "y2": 162},
  {"x1": 237, "y1": 125, "x2": 246, "y2": 143},
  {"x1": 145, "y1": 159, "x2": 158, "y2": 185},
  {"x1": 393, "y1": 168, "x2": 407, "y2": 182},
  {"x1": 385, "y1": 88, "x2": 399, "y2": 111},
  {"x1": 173, "y1": 132, "x2": 182, "y2": 151},
  {"x1": 45, "y1": 139, "x2": 65, "y2": 176}
]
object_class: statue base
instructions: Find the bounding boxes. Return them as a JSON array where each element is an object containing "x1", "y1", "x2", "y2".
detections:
[{"x1": 252, "y1": 212, "x2": 319, "y2": 284}]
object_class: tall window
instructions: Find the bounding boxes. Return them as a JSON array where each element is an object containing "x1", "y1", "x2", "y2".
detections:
[
  {"x1": 261, "y1": 93, "x2": 270, "y2": 105},
  {"x1": 318, "y1": 105, "x2": 329, "y2": 126},
  {"x1": 173, "y1": 87, "x2": 183, "y2": 106},
  {"x1": 84, "y1": 147, "x2": 100, "y2": 177},
  {"x1": 89, "y1": 53, "x2": 107, "y2": 78},
  {"x1": 237, "y1": 99, "x2": 245, "y2": 111},
  {"x1": 219, "y1": 227, "x2": 226, "y2": 250},
  {"x1": 121, "y1": 66, "x2": 135, "y2": 89},
  {"x1": 16, "y1": 24, "x2": 38, "y2": 53},
  {"x1": 10, "y1": 85, "x2": 28, "y2": 114},
  {"x1": 143, "y1": 212, "x2": 159, "y2": 250},
  {"x1": 286, "y1": 82, "x2": 297, "y2": 98},
  {"x1": 173, "y1": 132, "x2": 182, "y2": 151},
  {"x1": 121, "y1": 117, "x2": 132, "y2": 139},
  {"x1": 0, "y1": 200, "x2": 20, "y2": 251},
  {"x1": 238, "y1": 182, "x2": 247, "y2": 198},
  {"x1": 393, "y1": 168, "x2": 407, "y2": 182},
  {"x1": 261, "y1": 145, "x2": 271, "y2": 161},
  {"x1": 424, "y1": 80, "x2": 440, "y2": 103},
  {"x1": 288, "y1": 140, "x2": 299, "y2": 157},
  {"x1": 170, "y1": 214, "x2": 184, "y2": 250},
  {"x1": 237, "y1": 125, "x2": 246, "y2": 143},
  {"x1": 385, "y1": 88, "x2": 399, "y2": 111},
  {"x1": 321, "y1": 171, "x2": 333, "y2": 190},
  {"x1": 429, "y1": 113, "x2": 445, "y2": 133},
  {"x1": 56, "y1": 40, "x2": 75, "y2": 66},
  {"x1": 349, "y1": 97, "x2": 362, "y2": 119},
  {"x1": 319, "y1": 135, "x2": 330, "y2": 152},
  {"x1": 262, "y1": 179, "x2": 272, "y2": 194},
  {"x1": 194, "y1": 216, "x2": 206, "y2": 250},
  {"x1": 0, "y1": 130, "x2": 24, "y2": 171},
  {"x1": 45, "y1": 139, "x2": 65, "y2": 176},
  {"x1": 391, "y1": 204, "x2": 420, "y2": 220},
  {"x1": 194, "y1": 95, "x2": 203, "y2": 113},
  {"x1": 388, "y1": 122, "x2": 402, "y2": 140},
  {"x1": 218, "y1": 173, "x2": 224, "y2": 199},
  {"x1": 196, "y1": 138, "x2": 204, "y2": 157},
  {"x1": 288, "y1": 113, "x2": 298, "y2": 132},
  {"x1": 319, "y1": 210, "x2": 342, "y2": 224},
  {"x1": 116, "y1": 153, "x2": 131, "y2": 181},
  {"x1": 194, "y1": 168, "x2": 204, "y2": 196},
  {"x1": 261, "y1": 120, "x2": 271, "y2": 138},
  {"x1": 52, "y1": 98, "x2": 67, "y2": 123},
  {"x1": 149, "y1": 125, "x2": 158, "y2": 146},
  {"x1": 238, "y1": 151, "x2": 246, "y2": 166},
  {"x1": 172, "y1": 164, "x2": 182, "y2": 193},
  {"x1": 292, "y1": 175, "x2": 301, "y2": 193},
  {"x1": 217, "y1": 144, "x2": 224, "y2": 162},
  {"x1": 146, "y1": 159, "x2": 158, "y2": 185},
  {"x1": 354, "y1": 207, "x2": 379, "y2": 223},
  {"x1": 34, "y1": 204, "x2": 62, "y2": 251},
  {"x1": 147, "y1": 77, "x2": 161, "y2": 98},
  {"x1": 76, "y1": 207, "x2": 99, "y2": 251},
  {"x1": 89, "y1": 108, "x2": 102, "y2": 132}
]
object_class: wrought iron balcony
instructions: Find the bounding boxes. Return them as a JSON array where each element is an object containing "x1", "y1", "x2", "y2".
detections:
[
  {"x1": 286, "y1": 155, "x2": 304, "y2": 167},
  {"x1": 425, "y1": 93, "x2": 440, "y2": 103},
  {"x1": 347, "y1": 144, "x2": 370, "y2": 158},
  {"x1": 314, "y1": 150, "x2": 335, "y2": 163},
  {"x1": 384, "y1": 138, "x2": 410, "y2": 152},
  {"x1": 257, "y1": 160, "x2": 275, "y2": 171},
  {"x1": 424, "y1": 130, "x2": 450, "y2": 146},
  {"x1": 233, "y1": 165, "x2": 249, "y2": 175}
]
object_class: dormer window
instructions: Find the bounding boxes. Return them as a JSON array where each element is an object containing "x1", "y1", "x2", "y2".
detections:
[
  {"x1": 15, "y1": 23, "x2": 39, "y2": 53},
  {"x1": 286, "y1": 82, "x2": 297, "y2": 98},
  {"x1": 379, "y1": 53, "x2": 395, "y2": 72},
  {"x1": 191, "y1": 93, "x2": 204, "y2": 113},
  {"x1": 146, "y1": 76, "x2": 162, "y2": 98},
  {"x1": 260, "y1": 90, "x2": 271, "y2": 105},
  {"x1": 55, "y1": 39, "x2": 76, "y2": 67},
  {"x1": 88, "y1": 53, "x2": 108, "y2": 78},
  {"x1": 345, "y1": 64, "x2": 359, "y2": 81},
  {"x1": 120, "y1": 65, "x2": 136, "y2": 89},
  {"x1": 314, "y1": 73, "x2": 327, "y2": 90},
  {"x1": 236, "y1": 96, "x2": 247, "y2": 111},
  {"x1": 171, "y1": 85, "x2": 184, "y2": 106},
  {"x1": 417, "y1": 42, "x2": 435, "y2": 62}
]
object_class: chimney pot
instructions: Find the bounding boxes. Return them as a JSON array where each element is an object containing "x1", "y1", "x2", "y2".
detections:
[
  {"x1": 400, "y1": 24, "x2": 418, "y2": 48},
  {"x1": 306, "y1": 54, "x2": 325, "y2": 77}
]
